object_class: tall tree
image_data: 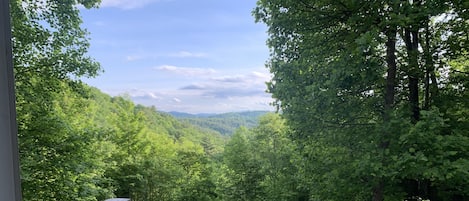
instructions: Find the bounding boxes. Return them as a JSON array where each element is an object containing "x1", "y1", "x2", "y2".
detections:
[
  {"x1": 10, "y1": 0, "x2": 107, "y2": 200},
  {"x1": 219, "y1": 127, "x2": 265, "y2": 201},
  {"x1": 254, "y1": 0, "x2": 469, "y2": 200},
  {"x1": 252, "y1": 113, "x2": 304, "y2": 201},
  {"x1": 217, "y1": 114, "x2": 305, "y2": 201}
]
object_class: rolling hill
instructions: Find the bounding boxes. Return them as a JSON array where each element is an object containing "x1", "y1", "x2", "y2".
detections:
[{"x1": 168, "y1": 111, "x2": 271, "y2": 135}]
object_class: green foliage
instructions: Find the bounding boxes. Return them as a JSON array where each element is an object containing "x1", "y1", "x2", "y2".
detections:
[
  {"x1": 217, "y1": 114, "x2": 305, "y2": 201},
  {"x1": 218, "y1": 128, "x2": 266, "y2": 201},
  {"x1": 13, "y1": 0, "x2": 468, "y2": 200},
  {"x1": 12, "y1": 1, "x2": 226, "y2": 200},
  {"x1": 18, "y1": 82, "x2": 113, "y2": 201},
  {"x1": 395, "y1": 108, "x2": 469, "y2": 199},
  {"x1": 11, "y1": 0, "x2": 108, "y2": 200},
  {"x1": 17, "y1": 79, "x2": 228, "y2": 201},
  {"x1": 86, "y1": 89, "x2": 226, "y2": 201},
  {"x1": 254, "y1": 0, "x2": 469, "y2": 200},
  {"x1": 172, "y1": 111, "x2": 270, "y2": 135}
]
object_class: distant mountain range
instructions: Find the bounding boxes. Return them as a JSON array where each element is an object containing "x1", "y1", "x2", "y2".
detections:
[
  {"x1": 167, "y1": 111, "x2": 219, "y2": 118},
  {"x1": 168, "y1": 111, "x2": 271, "y2": 135}
]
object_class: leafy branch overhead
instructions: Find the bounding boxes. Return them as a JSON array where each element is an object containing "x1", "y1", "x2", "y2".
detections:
[{"x1": 254, "y1": 0, "x2": 468, "y2": 200}]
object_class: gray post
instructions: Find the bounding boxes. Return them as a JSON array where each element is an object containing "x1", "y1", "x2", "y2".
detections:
[{"x1": 0, "y1": 0, "x2": 22, "y2": 200}]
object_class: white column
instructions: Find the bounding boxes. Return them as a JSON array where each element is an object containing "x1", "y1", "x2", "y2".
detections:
[{"x1": 0, "y1": 0, "x2": 22, "y2": 200}]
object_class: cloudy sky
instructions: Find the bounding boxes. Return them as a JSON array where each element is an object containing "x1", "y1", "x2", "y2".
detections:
[{"x1": 80, "y1": 0, "x2": 273, "y2": 114}]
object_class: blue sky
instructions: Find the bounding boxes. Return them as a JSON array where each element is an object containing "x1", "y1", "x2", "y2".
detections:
[{"x1": 80, "y1": 0, "x2": 273, "y2": 114}]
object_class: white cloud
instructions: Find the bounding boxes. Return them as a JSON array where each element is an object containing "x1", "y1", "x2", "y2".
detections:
[
  {"x1": 155, "y1": 65, "x2": 216, "y2": 76},
  {"x1": 180, "y1": 83, "x2": 206, "y2": 90},
  {"x1": 212, "y1": 75, "x2": 246, "y2": 83},
  {"x1": 211, "y1": 71, "x2": 271, "y2": 84},
  {"x1": 125, "y1": 51, "x2": 209, "y2": 62},
  {"x1": 125, "y1": 55, "x2": 144, "y2": 61},
  {"x1": 169, "y1": 51, "x2": 208, "y2": 58},
  {"x1": 179, "y1": 70, "x2": 271, "y2": 99},
  {"x1": 108, "y1": 87, "x2": 273, "y2": 114},
  {"x1": 174, "y1": 96, "x2": 273, "y2": 114},
  {"x1": 97, "y1": 68, "x2": 273, "y2": 113},
  {"x1": 99, "y1": 0, "x2": 166, "y2": 9},
  {"x1": 251, "y1": 71, "x2": 271, "y2": 80},
  {"x1": 145, "y1": 92, "x2": 159, "y2": 99},
  {"x1": 117, "y1": 89, "x2": 161, "y2": 100}
]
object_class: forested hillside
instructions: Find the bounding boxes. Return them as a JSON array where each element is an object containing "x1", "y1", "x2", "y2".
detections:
[
  {"x1": 10, "y1": 0, "x2": 227, "y2": 200},
  {"x1": 170, "y1": 111, "x2": 270, "y2": 135},
  {"x1": 10, "y1": 0, "x2": 468, "y2": 201},
  {"x1": 18, "y1": 82, "x2": 229, "y2": 200}
]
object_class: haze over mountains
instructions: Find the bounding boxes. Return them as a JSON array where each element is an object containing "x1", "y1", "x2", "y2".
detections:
[{"x1": 168, "y1": 111, "x2": 270, "y2": 135}]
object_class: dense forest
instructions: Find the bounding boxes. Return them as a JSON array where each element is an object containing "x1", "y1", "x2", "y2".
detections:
[
  {"x1": 254, "y1": 0, "x2": 468, "y2": 200},
  {"x1": 10, "y1": 0, "x2": 468, "y2": 201},
  {"x1": 170, "y1": 111, "x2": 269, "y2": 135}
]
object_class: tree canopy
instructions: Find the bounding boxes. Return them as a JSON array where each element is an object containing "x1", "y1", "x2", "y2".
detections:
[{"x1": 254, "y1": 0, "x2": 469, "y2": 200}]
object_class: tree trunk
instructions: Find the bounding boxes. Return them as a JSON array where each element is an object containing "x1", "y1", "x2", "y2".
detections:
[
  {"x1": 373, "y1": 27, "x2": 398, "y2": 201},
  {"x1": 373, "y1": 181, "x2": 384, "y2": 201},
  {"x1": 423, "y1": 23, "x2": 431, "y2": 110},
  {"x1": 403, "y1": 24, "x2": 428, "y2": 199},
  {"x1": 404, "y1": 28, "x2": 420, "y2": 123},
  {"x1": 384, "y1": 29, "x2": 397, "y2": 113}
]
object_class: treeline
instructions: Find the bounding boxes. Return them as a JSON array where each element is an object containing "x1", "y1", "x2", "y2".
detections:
[
  {"x1": 172, "y1": 111, "x2": 269, "y2": 135},
  {"x1": 18, "y1": 80, "x2": 231, "y2": 200},
  {"x1": 15, "y1": 71, "x2": 297, "y2": 201},
  {"x1": 15, "y1": 76, "x2": 295, "y2": 201}
]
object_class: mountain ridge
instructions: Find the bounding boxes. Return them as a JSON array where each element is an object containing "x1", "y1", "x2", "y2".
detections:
[
  {"x1": 167, "y1": 110, "x2": 272, "y2": 118},
  {"x1": 167, "y1": 110, "x2": 272, "y2": 135}
]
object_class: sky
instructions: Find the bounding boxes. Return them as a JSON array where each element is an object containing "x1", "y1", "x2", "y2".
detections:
[{"x1": 80, "y1": 0, "x2": 274, "y2": 114}]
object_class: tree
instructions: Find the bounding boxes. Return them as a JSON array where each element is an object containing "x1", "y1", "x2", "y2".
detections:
[
  {"x1": 252, "y1": 113, "x2": 305, "y2": 201},
  {"x1": 174, "y1": 140, "x2": 218, "y2": 201},
  {"x1": 254, "y1": 0, "x2": 469, "y2": 200},
  {"x1": 89, "y1": 92, "x2": 224, "y2": 201},
  {"x1": 10, "y1": 0, "x2": 110, "y2": 200},
  {"x1": 217, "y1": 127, "x2": 265, "y2": 201},
  {"x1": 217, "y1": 114, "x2": 306, "y2": 201},
  {"x1": 19, "y1": 83, "x2": 113, "y2": 201}
]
